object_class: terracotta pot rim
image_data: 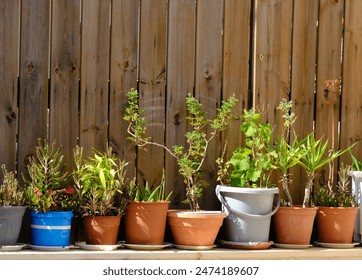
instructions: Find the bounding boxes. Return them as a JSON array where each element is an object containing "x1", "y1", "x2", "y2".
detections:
[
  {"x1": 278, "y1": 206, "x2": 319, "y2": 210},
  {"x1": 317, "y1": 206, "x2": 359, "y2": 210},
  {"x1": 167, "y1": 209, "x2": 226, "y2": 218},
  {"x1": 128, "y1": 200, "x2": 170, "y2": 205}
]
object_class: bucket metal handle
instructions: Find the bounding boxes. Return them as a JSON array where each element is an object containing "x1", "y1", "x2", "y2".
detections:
[{"x1": 215, "y1": 187, "x2": 280, "y2": 220}]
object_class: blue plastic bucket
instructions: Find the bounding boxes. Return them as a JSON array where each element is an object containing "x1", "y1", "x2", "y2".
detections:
[{"x1": 29, "y1": 210, "x2": 73, "y2": 246}]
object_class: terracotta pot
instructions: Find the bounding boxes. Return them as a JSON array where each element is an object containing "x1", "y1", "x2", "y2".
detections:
[
  {"x1": 125, "y1": 201, "x2": 170, "y2": 245},
  {"x1": 273, "y1": 206, "x2": 317, "y2": 245},
  {"x1": 316, "y1": 206, "x2": 359, "y2": 243},
  {"x1": 83, "y1": 215, "x2": 121, "y2": 245},
  {"x1": 167, "y1": 210, "x2": 226, "y2": 246}
]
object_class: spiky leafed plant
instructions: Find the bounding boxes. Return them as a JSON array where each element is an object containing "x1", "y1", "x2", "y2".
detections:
[
  {"x1": 24, "y1": 139, "x2": 72, "y2": 212},
  {"x1": 298, "y1": 134, "x2": 353, "y2": 208}
]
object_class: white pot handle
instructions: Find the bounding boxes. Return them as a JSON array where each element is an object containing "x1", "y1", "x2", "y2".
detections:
[{"x1": 215, "y1": 186, "x2": 280, "y2": 220}]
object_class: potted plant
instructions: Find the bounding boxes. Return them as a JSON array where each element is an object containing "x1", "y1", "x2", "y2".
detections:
[
  {"x1": 314, "y1": 161, "x2": 359, "y2": 246},
  {"x1": 23, "y1": 139, "x2": 74, "y2": 248},
  {"x1": 350, "y1": 151, "x2": 362, "y2": 242},
  {"x1": 0, "y1": 164, "x2": 27, "y2": 246},
  {"x1": 72, "y1": 145, "x2": 128, "y2": 246},
  {"x1": 124, "y1": 88, "x2": 238, "y2": 248},
  {"x1": 272, "y1": 100, "x2": 318, "y2": 247},
  {"x1": 124, "y1": 170, "x2": 173, "y2": 248},
  {"x1": 215, "y1": 106, "x2": 280, "y2": 248}
]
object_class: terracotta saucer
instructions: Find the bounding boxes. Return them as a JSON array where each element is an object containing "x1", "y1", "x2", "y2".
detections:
[{"x1": 220, "y1": 240, "x2": 273, "y2": 250}]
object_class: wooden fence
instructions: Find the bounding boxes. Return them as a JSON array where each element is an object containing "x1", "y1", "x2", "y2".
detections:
[{"x1": 1, "y1": 0, "x2": 362, "y2": 209}]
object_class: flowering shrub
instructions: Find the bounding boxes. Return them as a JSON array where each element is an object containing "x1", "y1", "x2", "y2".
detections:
[{"x1": 24, "y1": 139, "x2": 74, "y2": 212}]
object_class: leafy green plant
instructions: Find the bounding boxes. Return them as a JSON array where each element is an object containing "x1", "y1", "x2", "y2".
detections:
[
  {"x1": 23, "y1": 139, "x2": 73, "y2": 212},
  {"x1": 0, "y1": 164, "x2": 25, "y2": 206},
  {"x1": 315, "y1": 163, "x2": 357, "y2": 207},
  {"x1": 127, "y1": 170, "x2": 172, "y2": 202},
  {"x1": 72, "y1": 145, "x2": 129, "y2": 216},
  {"x1": 223, "y1": 108, "x2": 277, "y2": 188},
  {"x1": 124, "y1": 88, "x2": 238, "y2": 211}
]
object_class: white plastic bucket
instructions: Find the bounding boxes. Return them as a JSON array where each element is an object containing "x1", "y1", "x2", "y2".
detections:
[
  {"x1": 216, "y1": 185, "x2": 280, "y2": 242},
  {"x1": 350, "y1": 171, "x2": 362, "y2": 242}
]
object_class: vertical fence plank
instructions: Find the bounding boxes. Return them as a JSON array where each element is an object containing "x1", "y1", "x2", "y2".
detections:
[
  {"x1": 290, "y1": 0, "x2": 319, "y2": 204},
  {"x1": 341, "y1": 0, "x2": 362, "y2": 163},
  {"x1": 166, "y1": 0, "x2": 196, "y2": 208},
  {"x1": 254, "y1": 0, "x2": 293, "y2": 128},
  {"x1": 80, "y1": 0, "x2": 111, "y2": 155},
  {"x1": 195, "y1": 0, "x2": 224, "y2": 210},
  {"x1": 18, "y1": 0, "x2": 50, "y2": 177},
  {"x1": 315, "y1": 0, "x2": 344, "y2": 187},
  {"x1": 109, "y1": 0, "x2": 139, "y2": 178},
  {"x1": 137, "y1": 0, "x2": 167, "y2": 188},
  {"x1": 50, "y1": 0, "x2": 81, "y2": 172},
  {"x1": 222, "y1": 0, "x2": 251, "y2": 160},
  {"x1": 0, "y1": 0, "x2": 20, "y2": 173}
]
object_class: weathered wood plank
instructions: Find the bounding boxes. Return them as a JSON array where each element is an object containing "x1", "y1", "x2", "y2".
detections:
[
  {"x1": 195, "y1": 0, "x2": 224, "y2": 210},
  {"x1": 80, "y1": 0, "x2": 111, "y2": 155},
  {"x1": 50, "y1": 0, "x2": 81, "y2": 172},
  {"x1": 341, "y1": 0, "x2": 362, "y2": 163},
  {"x1": 109, "y1": 0, "x2": 139, "y2": 179},
  {"x1": 0, "y1": 0, "x2": 20, "y2": 173},
  {"x1": 315, "y1": 0, "x2": 344, "y2": 187},
  {"x1": 290, "y1": 0, "x2": 319, "y2": 204},
  {"x1": 137, "y1": 0, "x2": 167, "y2": 189},
  {"x1": 18, "y1": 0, "x2": 50, "y2": 178},
  {"x1": 166, "y1": 0, "x2": 196, "y2": 208},
  {"x1": 222, "y1": 0, "x2": 251, "y2": 160},
  {"x1": 254, "y1": 0, "x2": 293, "y2": 129}
]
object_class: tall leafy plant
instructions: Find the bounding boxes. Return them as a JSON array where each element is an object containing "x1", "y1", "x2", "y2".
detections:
[
  {"x1": 124, "y1": 88, "x2": 238, "y2": 211},
  {"x1": 274, "y1": 99, "x2": 307, "y2": 206},
  {"x1": 225, "y1": 108, "x2": 277, "y2": 188},
  {"x1": 73, "y1": 145, "x2": 129, "y2": 216}
]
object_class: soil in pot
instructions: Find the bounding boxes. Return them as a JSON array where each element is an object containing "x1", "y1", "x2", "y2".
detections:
[
  {"x1": 83, "y1": 216, "x2": 121, "y2": 245},
  {"x1": 125, "y1": 201, "x2": 169, "y2": 245},
  {"x1": 167, "y1": 210, "x2": 226, "y2": 246},
  {"x1": 273, "y1": 206, "x2": 317, "y2": 245},
  {"x1": 316, "y1": 206, "x2": 358, "y2": 243}
]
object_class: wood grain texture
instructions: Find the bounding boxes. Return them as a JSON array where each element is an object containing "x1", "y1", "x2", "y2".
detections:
[
  {"x1": 290, "y1": 0, "x2": 319, "y2": 203},
  {"x1": 80, "y1": 0, "x2": 111, "y2": 155},
  {"x1": 50, "y1": 0, "x2": 81, "y2": 172},
  {"x1": 254, "y1": 0, "x2": 293, "y2": 130},
  {"x1": 166, "y1": 0, "x2": 196, "y2": 208},
  {"x1": 195, "y1": 0, "x2": 224, "y2": 210},
  {"x1": 222, "y1": 0, "x2": 251, "y2": 160},
  {"x1": 341, "y1": 0, "x2": 362, "y2": 163},
  {"x1": 0, "y1": 0, "x2": 20, "y2": 173},
  {"x1": 315, "y1": 0, "x2": 344, "y2": 187},
  {"x1": 1, "y1": 0, "x2": 362, "y2": 211},
  {"x1": 18, "y1": 0, "x2": 50, "y2": 178},
  {"x1": 109, "y1": 0, "x2": 139, "y2": 178},
  {"x1": 137, "y1": 0, "x2": 167, "y2": 189}
]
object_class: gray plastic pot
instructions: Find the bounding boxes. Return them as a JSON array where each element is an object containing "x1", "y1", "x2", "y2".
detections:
[
  {"x1": 216, "y1": 185, "x2": 280, "y2": 242},
  {"x1": 0, "y1": 206, "x2": 27, "y2": 245}
]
